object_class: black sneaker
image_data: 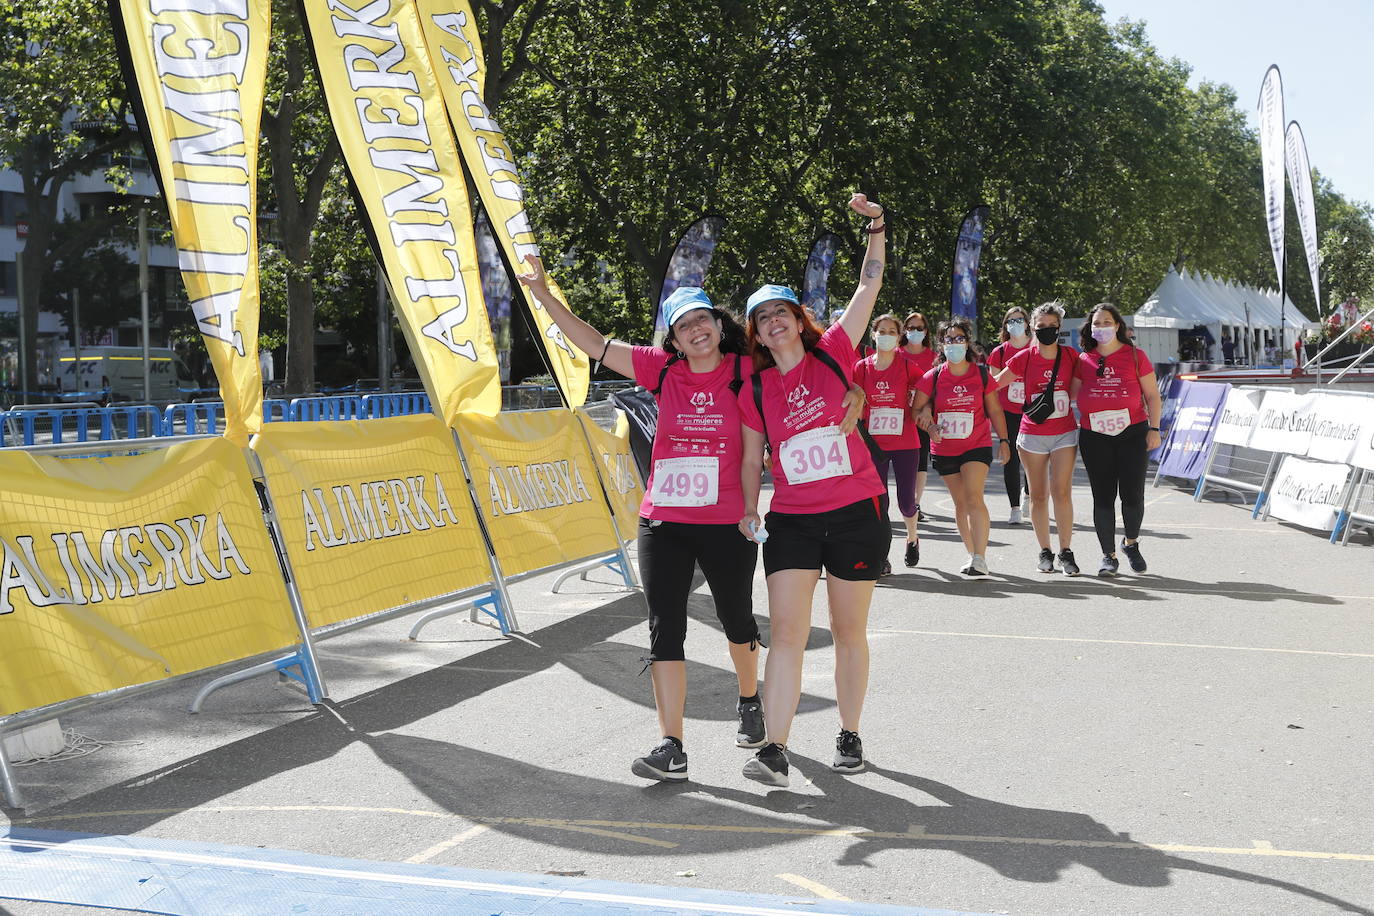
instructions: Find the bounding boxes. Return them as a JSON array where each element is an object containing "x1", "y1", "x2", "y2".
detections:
[
  {"x1": 1037, "y1": 547, "x2": 1055, "y2": 573},
  {"x1": 832, "y1": 729, "x2": 865, "y2": 773},
  {"x1": 631, "y1": 738, "x2": 687, "y2": 782},
  {"x1": 736, "y1": 699, "x2": 765, "y2": 748},
  {"x1": 1121, "y1": 540, "x2": 1147, "y2": 573},
  {"x1": 880, "y1": 559, "x2": 892, "y2": 577},
  {"x1": 743, "y1": 742, "x2": 789, "y2": 787},
  {"x1": 904, "y1": 540, "x2": 919, "y2": 567},
  {"x1": 1058, "y1": 548, "x2": 1080, "y2": 577},
  {"x1": 1098, "y1": 555, "x2": 1119, "y2": 578},
  {"x1": 916, "y1": 505, "x2": 929, "y2": 522}
]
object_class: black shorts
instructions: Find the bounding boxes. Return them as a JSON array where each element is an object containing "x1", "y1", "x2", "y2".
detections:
[
  {"x1": 917, "y1": 428, "x2": 931, "y2": 473},
  {"x1": 932, "y1": 446, "x2": 994, "y2": 477},
  {"x1": 763, "y1": 497, "x2": 889, "y2": 581}
]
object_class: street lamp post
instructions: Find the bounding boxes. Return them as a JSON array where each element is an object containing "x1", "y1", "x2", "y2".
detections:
[{"x1": 139, "y1": 204, "x2": 151, "y2": 403}]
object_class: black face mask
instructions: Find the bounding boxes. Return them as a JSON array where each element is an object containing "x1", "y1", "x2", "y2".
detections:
[{"x1": 1035, "y1": 326, "x2": 1060, "y2": 344}]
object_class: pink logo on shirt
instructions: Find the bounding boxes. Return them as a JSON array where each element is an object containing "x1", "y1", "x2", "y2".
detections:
[
  {"x1": 786, "y1": 383, "x2": 811, "y2": 410},
  {"x1": 690, "y1": 391, "x2": 715, "y2": 413}
]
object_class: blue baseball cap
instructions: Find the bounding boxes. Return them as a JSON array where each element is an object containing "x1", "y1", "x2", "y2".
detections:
[
  {"x1": 660, "y1": 286, "x2": 715, "y2": 330},
  {"x1": 745, "y1": 284, "x2": 800, "y2": 318}
]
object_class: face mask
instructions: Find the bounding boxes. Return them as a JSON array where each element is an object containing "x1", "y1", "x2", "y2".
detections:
[
  {"x1": 905, "y1": 329, "x2": 926, "y2": 345},
  {"x1": 943, "y1": 343, "x2": 967, "y2": 363},
  {"x1": 874, "y1": 334, "x2": 899, "y2": 352},
  {"x1": 1091, "y1": 326, "x2": 1116, "y2": 344},
  {"x1": 1035, "y1": 326, "x2": 1060, "y2": 345},
  {"x1": 1006, "y1": 320, "x2": 1027, "y2": 339}
]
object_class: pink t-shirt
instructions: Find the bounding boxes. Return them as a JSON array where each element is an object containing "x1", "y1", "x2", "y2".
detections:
[
  {"x1": 632, "y1": 346, "x2": 751, "y2": 524},
  {"x1": 852, "y1": 353, "x2": 922, "y2": 450},
  {"x1": 987, "y1": 340, "x2": 1031, "y2": 414},
  {"x1": 916, "y1": 363, "x2": 993, "y2": 456},
  {"x1": 1004, "y1": 345, "x2": 1080, "y2": 436},
  {"x1": 901, "y1": 346, "x2": 936, "y2": 378},
  {"x1": 1075, "y1": 345, "x2": 1154, "y2": 432},
  {"x1": 738, "y1": 324, "x2": 885, "y2": 514}
]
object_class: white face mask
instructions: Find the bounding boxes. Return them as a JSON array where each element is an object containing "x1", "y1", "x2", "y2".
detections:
[
  {"x1": 874, "y1": 334, "x2": 899, "y2": 352},
  {"x1": 905, "y1": 329, "x2": 926, "y2": 345},
  {"x1": 1007, "y1": 320, "x2": 1028, "y2": 340}
]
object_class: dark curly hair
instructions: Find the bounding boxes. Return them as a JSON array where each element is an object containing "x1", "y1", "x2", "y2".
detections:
[
  {"x1": 661, "y1": 308, "x2": 750, "y2": 357},
  {"x1": 1079, "y1": 302, "x2": 1132, "y2": 351}
]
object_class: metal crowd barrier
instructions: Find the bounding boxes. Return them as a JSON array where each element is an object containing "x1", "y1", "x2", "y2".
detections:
[
  {"x1": 362, "y1": 391, "x2": 431, "y2": 418},
  {"x1": 0, "y1": 404, "x2": 162, "y2": 447},
  {"x1": 287, "y1": 395, "x2": 369, "y2": 421},
  {"x1": 1335, "y1": 469, "x2": 1374, "y2": 546}
]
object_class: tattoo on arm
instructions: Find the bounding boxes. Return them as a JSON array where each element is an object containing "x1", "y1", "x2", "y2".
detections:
[{"x1": 863, "y1": 259, "x2": 884, "y2": 279}]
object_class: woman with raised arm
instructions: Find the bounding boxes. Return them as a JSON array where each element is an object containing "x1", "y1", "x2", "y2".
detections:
[
  {"x1": 736, "y1": 192, "x2": 888, "y2": 787},
  {"x1": 985, "y1": 306, "x2": 1033, "y2": 524},
  {"x1": 992, "y1": 302, "x2": 1081, "y2": 576},
  {"x1": 515, "y1": 267, "x2": 765, "y2": 784},
  {"x1": 1071, "y1": 303, "x2": 1162, "y2": 577},
  {"x1": 912, "y1": 317, "x2": 1010, "y2": 575},
  {"x1": 900, "y1": 311, "x2": 936, "y2": 521},
  {"x1": 853, "y1": 313, "x2": 924, "y2": 572}
]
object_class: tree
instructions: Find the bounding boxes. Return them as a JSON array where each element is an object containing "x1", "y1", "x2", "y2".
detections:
[{"x1": 0, "y1": 0, "x2": 137, "y2": 391}]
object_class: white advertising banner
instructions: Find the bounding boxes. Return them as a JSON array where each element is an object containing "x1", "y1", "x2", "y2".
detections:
[
  {"x1": 1214, "y1": 387, "x2": 1267, "y2": 447},
  {"x1": 1285, "y1": 121, "x2": 1321, "y2": 314},
  {"x1": 1347, "y1": 397, "x2": 1374, "y2": 472},
  {"x1": 1267, "y1": 455, "x2": 1350, "y2": 531},
  {"x1": 1248, "y1": 391, "x2": 1319, "y2": 455},
  {"x1": 1306, "y1": 393, "x2": 1373, "y2": 464},
  {"x1": 1258, "y1": 66, "x2": 1286, "y2": 290}
]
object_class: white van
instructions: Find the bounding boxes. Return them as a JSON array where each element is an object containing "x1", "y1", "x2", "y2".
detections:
[{"x1": 57, "y1": 347, "x2": 196, "y2": 404}]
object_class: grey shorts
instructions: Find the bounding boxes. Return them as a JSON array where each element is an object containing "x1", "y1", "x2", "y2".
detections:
[{"x1": 1017, "y1": 428, "x2": 1079, "y2": 454}]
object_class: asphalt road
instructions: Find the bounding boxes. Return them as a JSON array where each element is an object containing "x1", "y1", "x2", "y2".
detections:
[{"x1": 3, "y1": 468, "x2": 1371, "y2": 915}]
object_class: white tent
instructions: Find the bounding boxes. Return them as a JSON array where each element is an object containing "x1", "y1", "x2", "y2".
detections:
[{"x1": 1133, "y1": 267, "x2": 1311, "y2": 365}]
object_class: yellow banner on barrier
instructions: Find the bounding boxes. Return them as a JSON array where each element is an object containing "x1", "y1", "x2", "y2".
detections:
[
  {"x1": 454, "y1": 409, "x2": 618, "y2": 577},
  {"x1": 577, "y1": 409, "x2": 644, "y2": 532},
  {"x1": 109, "y1": 0, "x2": 268, "y2": 444},
  {"x1": 0, "y1": 439, "x2": 295, "y2": 717},
  {"x1": 414, "y1": 0, "x2": 590, "y2": 407},
  {"x1": 303, "y1": 0, "x2": 500, "y2": 421},
  {"x1": 252, "y1": 415, "x2": 491, "y2": 628}
]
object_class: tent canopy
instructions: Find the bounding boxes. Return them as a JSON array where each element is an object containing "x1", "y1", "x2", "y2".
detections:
[{"x1": 1134, "y1": 266, "x2": 1309, "y2": 331}]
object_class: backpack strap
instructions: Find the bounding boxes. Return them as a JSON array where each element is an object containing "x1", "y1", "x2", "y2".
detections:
[
  {"x1": 810, "y1": 346, "x2": 852, "y2": 389},
  {"x1": 751, "y1": 373, "x2": 770, "y2": 453},
  {"x1": 728, "y1": 353, "x2": 744, "y2": 395},
  {"x1": 649, "y1": 354, "x2": 681, "y2": 397}
]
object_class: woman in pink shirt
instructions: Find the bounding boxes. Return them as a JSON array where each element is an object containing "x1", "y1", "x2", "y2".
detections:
[
  {"x1": 993, "y1": 302, "x2": 1082, "y2": 576},
  {"x1": 985, "y1": 306, "x2": 1032, "y2": 524},
  {"x1": 516, "y1": 266, "x2": 769, "y2": 784},
  {"x1": 1070, "y1": 303, "x2": 1162, "y2": 577},
  {"x1": 900, "y1": 311, "x2": 936, "y2": 519},
  {"x1": 912, "y1": 317, "x2": 1011, "y2": 576},
  {"x1": 737, "y1": 192, "x2": 887, "y2": 787},
  {"x1": 853, "y1": 313, "x2": 924, "y2": 572}
]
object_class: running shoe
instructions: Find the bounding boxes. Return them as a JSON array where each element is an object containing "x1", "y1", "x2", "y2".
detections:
[
  {"x1": 832, "y1": 730, "x2": 865, "y2": 773},
  {"x1": 969, "y1": 554, "x2": 990, "y2": 576},
  {"x1": 736, "y1": 698, "x2": 765, "y2": 748},
  {"x1": 1122, "y1": 540, "x2": 1148, "y2": 573},
  {"x1": 1008, "y1": 506, "x2": 1024, "y2": 525},
  {"x1": 631, "y1": 738, "x2": 687, "y2": 782},
  {"x1": 1058, "y1": 548, "x2": 1080, "y2": 577},
  {"x1": 916, "y1": 505, "x2": 930, "y2": 522},
  {"x1": 881, "y1": 559, "x2": 892, "y2": 577},
  {"x1": 1098, "y1": 554, "x2": 1119, "y2": 578},
  {"x1": 743, "y1": 742, "x2": 789, "y2": 787},
  {"x1": 904, "y1": 540, "x2": 920, "y2": 567},
  {"x1": 959, "y1": 554, "x2": 975, "y2": 575},
  {"x1": 1037, "y1": 547, "x2": 1055, "y2": 573}
]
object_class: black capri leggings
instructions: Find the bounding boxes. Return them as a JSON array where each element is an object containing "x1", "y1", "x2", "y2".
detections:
[
  {"x1": 637, "y1": 518, "x2": 760, "y2": 663},
  {"x1": 1003, "y1": 411, "x2": 1029, "y2": 508},
  {"x1": 1078, "y1": 421, "x2": 1149, "y2": 555}
]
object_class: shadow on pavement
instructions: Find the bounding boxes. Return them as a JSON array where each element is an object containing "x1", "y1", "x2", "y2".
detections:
[{"x1": 876, "y1": 571, "x2": 1339, "y2": 606}]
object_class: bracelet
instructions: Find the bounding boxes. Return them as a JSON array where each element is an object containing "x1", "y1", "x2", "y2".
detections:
[
  {"x1": 599, "y1": 338, "x2": 612, "y2": 362},
  {"x1": 1149, "y1": 426, "x2": 1160, "y2": 431},
  {"x1": 865, "y1": 223, "x2": 887, "y2": 234}
]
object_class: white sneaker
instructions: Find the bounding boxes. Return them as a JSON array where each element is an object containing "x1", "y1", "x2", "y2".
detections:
[
  {"x1": 1008, "y1": 507, "x2": 1023, "y2": 524},
  {"x1": 970, "y1": 554, "x2": 990, "y2": 576},
  {"x1": 959, "y1": 555, "x2": 976, "y2": 575}
]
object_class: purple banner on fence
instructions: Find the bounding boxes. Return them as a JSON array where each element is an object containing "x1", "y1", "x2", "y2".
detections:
[{"x1": 1157, "y1": 381, "x2": 1231, "y2": 479}]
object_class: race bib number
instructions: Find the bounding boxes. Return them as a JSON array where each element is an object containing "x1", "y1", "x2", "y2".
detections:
[
  {"x1": 1009, "y1": 381, "x2": 1025, "y2": 403},
  {"x1": 1049, "y1": 390, "x2": 1071, "y2": 419},
  {"x1": 1089, "y1": 408, "x2": 1132, "y2": 436},
  {"x1": 868, "y1": 407, "x2": 904, "y2": 436},
  {"x1": 652, "y1": 456, "x2": 719, "y2": 507},
  {"x1": 780, "y1": 426, "x2": 852, "y2": 484},
  {"x1": 939, "y1": 411, "x2": 975, "y2": 440}
]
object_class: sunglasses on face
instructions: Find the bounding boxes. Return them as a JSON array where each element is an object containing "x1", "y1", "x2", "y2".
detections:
[{"x1": 944, "y1": 335, "x2": 969, "y2": 344}]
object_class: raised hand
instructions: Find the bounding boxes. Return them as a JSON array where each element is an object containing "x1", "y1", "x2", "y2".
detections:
[
  {"x1": 515, "y1": 255, "x2": 548, "y2": 293},
  {"x1": 849, "y1": 192, "x2": 883, "y2": 219}
]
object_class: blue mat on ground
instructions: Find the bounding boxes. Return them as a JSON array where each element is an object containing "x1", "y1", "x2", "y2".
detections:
[{"x1": 0, "y1": 827, "x2": 991, "y2": 915}]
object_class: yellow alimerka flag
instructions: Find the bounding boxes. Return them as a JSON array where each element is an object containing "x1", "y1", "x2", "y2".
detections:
[
  {"x1": 414, "y1": 0, "x2": 590, "y2": 408},
  {"x1": 576, "y1": 408, "x2": 644, "y2": 534},
  {"x1": 453, "y1": 410, "x2": 618, "y2": 577},
  {"x1": 303, "y1": 0, "x2": 500, "y2": 423},
  {"x1": 110, "y1": 0, "x2": 267, "y2": 445},
  {"x1": 0, "y1": 439, "x2": 297, "y2": 717},
  {"x1": 251, "y1": 415, "x2": 491, "y2": 629}
]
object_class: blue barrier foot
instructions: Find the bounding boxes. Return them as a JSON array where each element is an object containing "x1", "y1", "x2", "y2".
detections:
[
  {"x1": 275, "y1": 652, "x2": 323, "y2": 703},
  {"x1": 471, "y1": 593, "x2": 511, "y2": 636}
]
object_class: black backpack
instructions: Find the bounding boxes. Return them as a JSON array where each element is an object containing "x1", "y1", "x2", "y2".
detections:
[
  {"x1": 930, "y1": 363, "x2": 991, "y2": 426},
  {"x1": 751, "y1": 347, "x2": 864, "y2": 453}
]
